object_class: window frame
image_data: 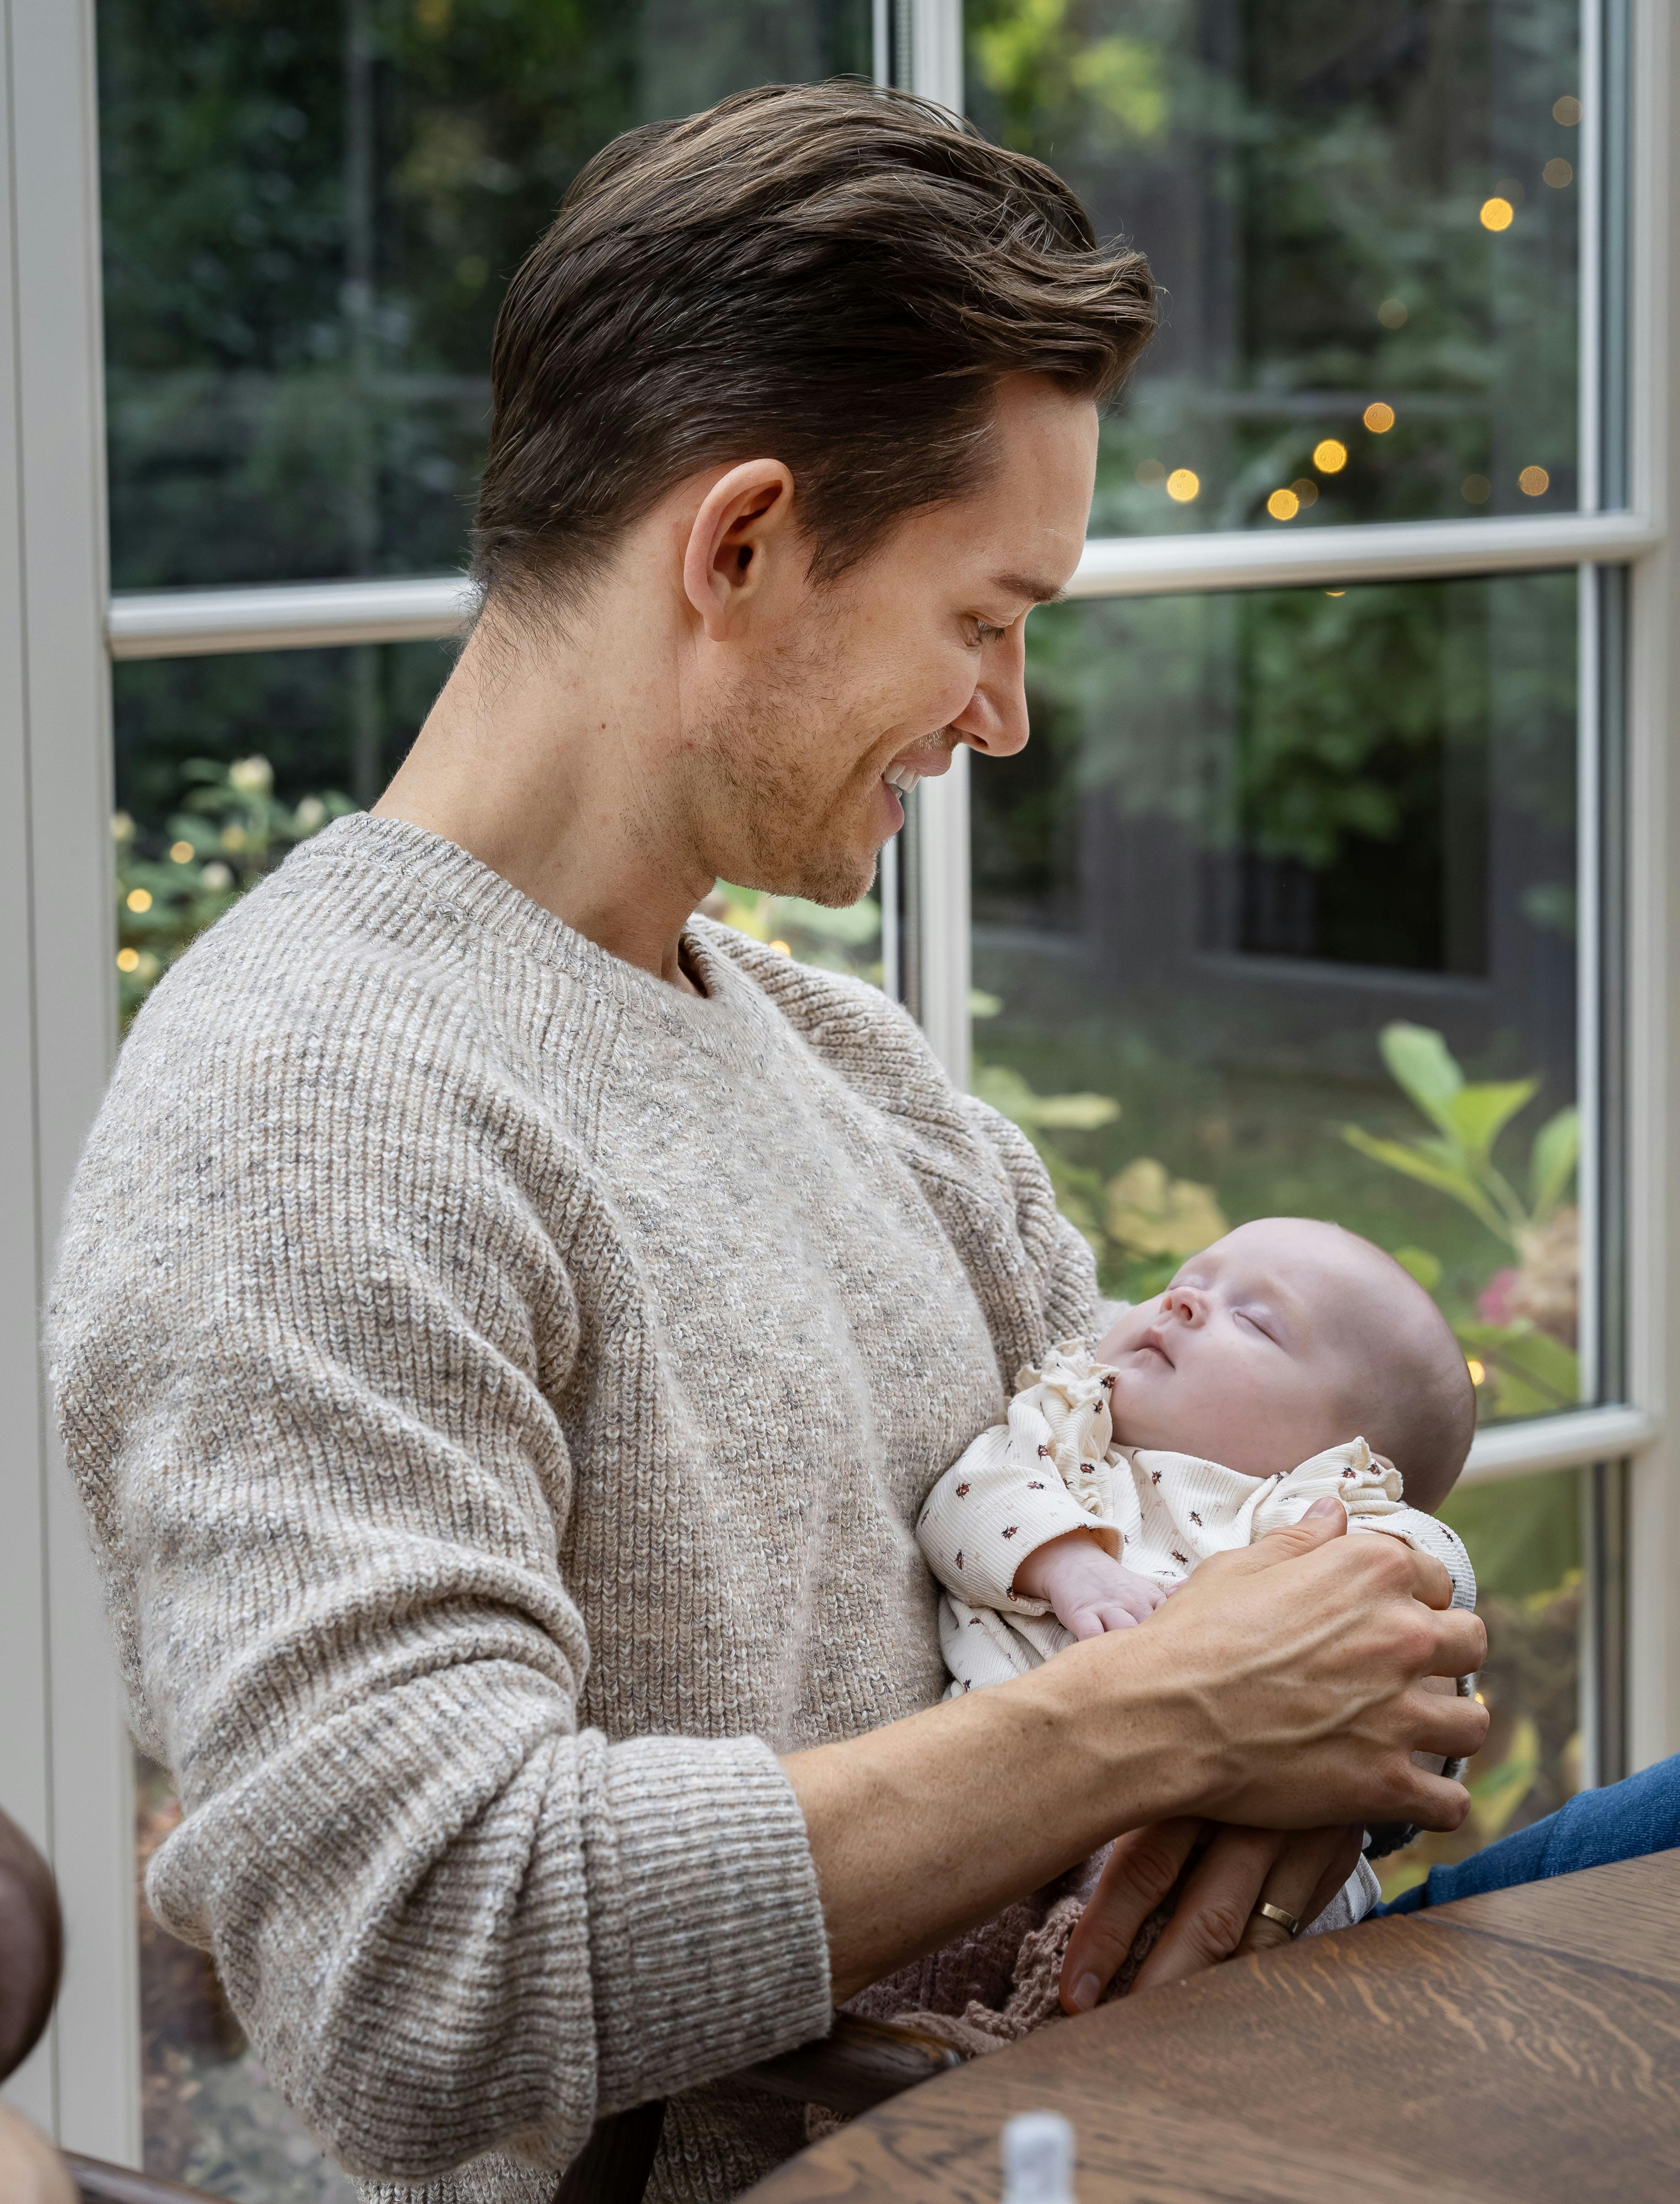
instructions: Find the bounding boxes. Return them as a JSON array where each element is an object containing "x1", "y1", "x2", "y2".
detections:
[{"x1": 0, "y1": 0, "x2": 1676, "y2": 2166}]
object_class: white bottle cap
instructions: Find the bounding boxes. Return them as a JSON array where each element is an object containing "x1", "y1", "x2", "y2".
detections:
[{"x1": 1001, "y1": 2110, "x2": 1076, "y2": 2204}]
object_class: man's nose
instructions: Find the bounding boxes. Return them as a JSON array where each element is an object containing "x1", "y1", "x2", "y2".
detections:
[{"x1": 947, "y1": 623, "x2": 1030, "y2": 759}]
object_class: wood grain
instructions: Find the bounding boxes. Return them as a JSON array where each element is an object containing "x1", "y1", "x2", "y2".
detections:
[
  {"x1": 746, "y1": 1855, "x2": 1680, "y2": 2204},
  {"x1": 1421, "y1": 1845, "x2": 1680, "y2": 1986}
]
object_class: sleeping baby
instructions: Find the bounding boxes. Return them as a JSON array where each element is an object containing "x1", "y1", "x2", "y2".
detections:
[{"x1": 916, "y1": 1214, "x2": 1479, "y2": 1933}]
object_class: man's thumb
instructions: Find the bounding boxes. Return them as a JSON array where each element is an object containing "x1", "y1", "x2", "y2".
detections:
[{"x1": 1241, "y1": 1495, "x2": 1348, "y2": 1572}]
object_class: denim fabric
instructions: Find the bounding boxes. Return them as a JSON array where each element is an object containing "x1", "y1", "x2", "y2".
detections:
[{"x1": 1377, "y1": 1752, "x2": 1680, "y2": 1913}]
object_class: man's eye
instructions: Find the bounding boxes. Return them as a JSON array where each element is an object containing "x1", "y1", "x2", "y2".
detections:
[{"x1": 966, "y1": 617, "x2": 1008, "y2": 647}]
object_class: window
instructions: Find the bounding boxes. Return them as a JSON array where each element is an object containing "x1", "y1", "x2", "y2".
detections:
[{"x1": 0, "y1": 0, "x2": 1672, "y2": 2176}]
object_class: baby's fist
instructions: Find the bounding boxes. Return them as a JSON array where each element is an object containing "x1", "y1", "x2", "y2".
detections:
[{"x1": 1013, "y1": 1530, "x2": 1166, "y2": 1639}]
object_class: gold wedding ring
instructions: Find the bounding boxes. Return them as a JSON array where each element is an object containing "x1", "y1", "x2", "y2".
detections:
[{"x1": 1252, "y1": 1899, "x2": 1302, "y2": 1938}]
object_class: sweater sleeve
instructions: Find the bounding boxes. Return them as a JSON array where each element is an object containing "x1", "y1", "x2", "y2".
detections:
[
  {"x1": 917, "y1": 1427, "x2": 1118, "y2": 1614},
  {"x1": 48, "y1": 985, "x2": 831, "y2": 2183}
]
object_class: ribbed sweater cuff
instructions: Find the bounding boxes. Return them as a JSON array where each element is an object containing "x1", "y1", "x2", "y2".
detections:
[{"x1": 590, "y1": 1734, "x2": 833, "y2": 2112}]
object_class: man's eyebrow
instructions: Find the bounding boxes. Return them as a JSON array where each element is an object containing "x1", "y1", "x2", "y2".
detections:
[{"x1": 992, "y1": 571, "x2": 1067, "y2": 607}]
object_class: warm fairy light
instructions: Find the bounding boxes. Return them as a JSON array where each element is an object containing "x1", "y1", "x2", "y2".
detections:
[
  {"x1": 1462, "y1": 474, "x2": 1492, "y2": 503},
  {"x1": 1312, "y1": 438, "x2": 1348, "y2": 473},
  {"x1": 126, "y1": 887, "x2": 152, "y2": 913},
  {"x1": 1553, "y1": 95, "x2": 1582, "y2": 126},
  {"x1": 170, "y1": 840, "x2": 194, "y2": 864},
  {"x1": 769, "y1": 939, "x2": 793, "y2": 956},
  {"x1": 1291, "y1": 478, "x2": 1318, "y2": 506},
  {"x1": 116, "y1": 947, "x2": 139, "y2": 973},
  {"x1": 1480, "y1": 196, "x2": 1514, "y2": 231},
  {"x1": 1265, "y1": 488, "x2": 1299, "y2": 521},
  {"x1": 111, "y1": 810, "x2": 134, "y2": 841},
  {"x1": 1325, "y1": 589, "x2": 1346, "y2": 599},
  {"x1": 1377, "y1": 298, "x2": 1408, "y2": 328},
  {"x1": 1544, "y1": 158, "x2": 1574, "y2": 189},
  {"x1": 1519, "y1": 465, "x2": 1551, "y2": 497},
  {"x1": 1166, "y1": 468, "x2": 1200, "y2": 503},
  {"x1": 221, "y1": 824, "x2": 247, "y2": 851},
  {"x1": 1363, "y1": 402, "x2": 1395, "y2": 434},
  {"x1": 1466, "y1": 1356, "x2": 1487, "y2": 1386},
  {"x1": 1135, "y1": 458, "x2": 1166, "y2": 488}
]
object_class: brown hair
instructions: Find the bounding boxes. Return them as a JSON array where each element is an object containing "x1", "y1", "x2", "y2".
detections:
[{"x1": 473, "y1": 80, "x2": 1156, "y2": 621}]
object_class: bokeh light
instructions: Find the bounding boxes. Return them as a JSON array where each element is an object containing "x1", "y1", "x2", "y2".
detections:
[
  {"x1": 1376, "y1": 298, "x2": 1408, "y2": 328},
  {"x1": 1363, "y1": 402, "x2": 1396, "y2": 434},
  {"x1": 1544, "y1": 158, "x2": 1574, "y2": 188},
  {"x1": 1265, "y1": 488, "x2": 1299, "y2": 521},
  {"x1": 1480, "y1": 196, "x2": 1515, "y2": 231},
  {"x1": 1291, "y1": 479, "x2": 1319, "y2": 506},
  {"x1": 1134, "y1": 458, "x2": 1166, "y2": 488},
  {"x1": 1553, "y1": 95, "x2": 1582, "y2": 125},
  {"x1": 126, "y1": 887, "x2": 152, "y2": 913},
  {"x1": 1462, "y1": 474, "x2": 1492, "y2": 503},
  {"x1": 1312, "y1": 438, "x2": 1348, "y2": 473},
  {"x1": 1166, "y1": 468, "x2": 1200, "y2": 503},
  {"x1": 1519, "y1": 465, "x2": 1551, "y2": 497}
]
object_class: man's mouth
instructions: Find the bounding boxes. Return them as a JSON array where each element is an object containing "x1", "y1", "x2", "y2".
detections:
[{"x1": 883, "y1": 763, "x2": 921, "y2": 798}]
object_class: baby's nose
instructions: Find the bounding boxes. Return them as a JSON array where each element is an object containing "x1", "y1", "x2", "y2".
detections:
[{"x1": 1161, "y1": 1284, "x2": 1207, "y2": 1324}]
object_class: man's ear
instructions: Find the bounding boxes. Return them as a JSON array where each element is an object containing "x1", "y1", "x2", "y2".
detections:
[{"x1": 682, "y1": 460, "x2": 798, "y2": 639}]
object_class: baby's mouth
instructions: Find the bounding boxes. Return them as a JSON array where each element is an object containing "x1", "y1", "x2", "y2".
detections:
[{"x1": 1133, "y1": 1327, "x2": 1175, "y2": 1369}]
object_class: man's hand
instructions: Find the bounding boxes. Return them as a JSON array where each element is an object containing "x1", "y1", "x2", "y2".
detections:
[
  {"x1": 1057, "y1": 1820, "x2": 1363, "y2": 2012},
  {"x1": 1045, "y1": 1496, "x2": 1488, "y2": 1836},
  {"x1": 1013, "y1": 1529, "x2": 1165, "y2": 1635},
  {"x1": 788, "y1": 1496, "x2": 1486, "y2": 2002}
]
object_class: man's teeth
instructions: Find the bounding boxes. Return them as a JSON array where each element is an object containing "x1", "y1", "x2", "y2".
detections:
[{"x1": 884, "y1": 765, "x2": 920, "y2": 795}]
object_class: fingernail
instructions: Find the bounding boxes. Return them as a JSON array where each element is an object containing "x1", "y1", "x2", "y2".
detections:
[
  {"x1": 1069, "y1": 1972, "x2": 1101, "y2": 2012},
  {"x1": 1306, "y1": 1497, "x2": 1345, "y2": 1520}
]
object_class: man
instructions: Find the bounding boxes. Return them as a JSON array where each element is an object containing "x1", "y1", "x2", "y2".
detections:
[{"x1": 51, "y1": 84, "x2": 1486, "y2": 2204}]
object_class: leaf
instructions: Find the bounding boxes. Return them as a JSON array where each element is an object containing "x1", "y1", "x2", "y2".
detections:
[
  {"x1": 1529, "y1": 1105, "x2": 1581, "y2": 1219},
  {"x1": 1456, "y1": 1319, "x2": 1581, "y2": 1415},
  {"x1": 1391, "y1": 1245, "x2": 1442, "y2": 1291},
  {"x1": 1103, "y1": 1157, "x2": 1228, "y2": 1260},
  {"x1": 1027, "y1": 1092, "x2": 1123, "y2": 1130},
  {"x1": 1379, "y1": 1023, "x2": 1463, "y2": 1136},
  {"x1": 770, "y1": 894, "x2": 880, "y2": 944},
  {"x1": 1441, "y1": 1078, "x2": 1538, "y2": 1163},
  {"x1": 1340, "y1": 1127, "x2": 1514, "y2": 1242}
]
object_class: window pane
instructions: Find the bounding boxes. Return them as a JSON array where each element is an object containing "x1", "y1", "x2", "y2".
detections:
[
  {"x1": 972, "y1": 571, "x2": 1584, "y2": 1426},
  {"x1": 98, "y1": 0, "x2": 874, "y2": 591},
  {"x1": 964, "y1": 0, "x2": 1583, "y2": 532}
]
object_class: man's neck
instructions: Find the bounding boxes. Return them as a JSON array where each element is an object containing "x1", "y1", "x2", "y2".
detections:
[{"x1": 372, "y1": 591, "x2": 712, "y2": 989}]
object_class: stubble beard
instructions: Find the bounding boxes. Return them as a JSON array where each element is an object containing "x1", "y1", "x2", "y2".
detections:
[{"x1": 690, "y1": 651, "x2": 891, "y2": 909}]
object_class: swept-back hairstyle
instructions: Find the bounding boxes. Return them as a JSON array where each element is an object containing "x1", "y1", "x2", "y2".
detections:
[{"x1": 473, "y1": 80, "x2": 1156, "y2": 621}]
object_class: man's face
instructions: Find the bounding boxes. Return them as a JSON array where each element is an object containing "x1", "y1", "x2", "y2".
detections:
[{"x1": 690, "y1": 373, "x2": 1099, "y2": 905}]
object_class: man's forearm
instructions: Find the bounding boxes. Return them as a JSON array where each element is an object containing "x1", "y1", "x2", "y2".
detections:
[
  {"x1": 782, "y1": 1636, "x2": 1194, "y2": 2001},
  {"x1": 784, "y1": 1508, "x2": 1488, "y2": 2002}
]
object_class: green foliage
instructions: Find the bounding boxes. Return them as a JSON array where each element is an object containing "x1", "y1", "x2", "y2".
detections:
[
  {"x1": 1343, "y1": 1021, "x2": 1579, "y2": 1249},
  {"x1": 707, "y1": 883, "x2": 881, "y2": 984},
  {"x1": 115, "y1": 756, "x2": 352, "y2": 1025}
]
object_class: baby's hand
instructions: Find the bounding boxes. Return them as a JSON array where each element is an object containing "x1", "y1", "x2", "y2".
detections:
[{"x1": 1012, "y1": 1530, "x2": 1166, "y2": 1637}]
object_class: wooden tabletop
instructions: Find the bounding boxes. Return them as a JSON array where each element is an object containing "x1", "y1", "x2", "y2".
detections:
[{"x1": 747, "y1": 1848, "x2": 1680, "y2": 2204}]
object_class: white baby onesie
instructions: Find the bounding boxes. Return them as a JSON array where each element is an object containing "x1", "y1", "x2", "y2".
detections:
[{"x1": 916, "y1": 1339, "x2": 1478, "y2": 1930}]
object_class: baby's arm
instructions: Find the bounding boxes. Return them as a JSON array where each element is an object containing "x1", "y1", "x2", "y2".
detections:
[{"x1": 917, "y1": 1434, "x2": 1163, "y2": 1634}]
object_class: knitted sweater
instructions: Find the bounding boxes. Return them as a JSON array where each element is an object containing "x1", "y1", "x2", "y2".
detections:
[{"x1": 47, "y1": 815, "x2": 1099, "y2": 2204}]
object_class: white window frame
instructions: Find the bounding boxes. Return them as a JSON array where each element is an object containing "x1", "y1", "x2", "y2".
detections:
[{"x1": 1, "y1": 0, "x2": 1676, "y2": 2166}]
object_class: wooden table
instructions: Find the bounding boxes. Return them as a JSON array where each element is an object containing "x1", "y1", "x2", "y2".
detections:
[{"x1": 746, "y1": 1849, "x2": 1680, "y2": 2204}]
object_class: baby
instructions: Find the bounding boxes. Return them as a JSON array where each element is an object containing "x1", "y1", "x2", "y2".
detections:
[{"x1": 917, "y1": 1215, "x2": 1478, "y2": 1929}]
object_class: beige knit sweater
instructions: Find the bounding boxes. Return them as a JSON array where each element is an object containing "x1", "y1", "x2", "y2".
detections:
[{"x1": 48, "y1": 815, "x2": 1099, "y2": 2204}]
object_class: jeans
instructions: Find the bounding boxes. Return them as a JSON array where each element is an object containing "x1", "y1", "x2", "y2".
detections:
[{"x1": 1376, "y1": 1751, "x2": 1680, "y2": 1912}]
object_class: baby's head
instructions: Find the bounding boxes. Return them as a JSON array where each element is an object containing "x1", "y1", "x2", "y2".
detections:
[{"x1": 1095, "y1": 1216, "x2": 1475, "y2": 1510}]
